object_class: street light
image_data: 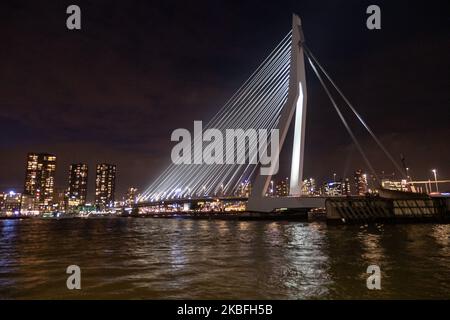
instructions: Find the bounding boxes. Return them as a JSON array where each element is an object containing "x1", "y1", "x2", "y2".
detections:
[
  {"x1": 432, "y1": 169, "x2": 439, "y2": 193},
  {"x1": 333, "y1": 173, "x2": 336, "y2": 182}
]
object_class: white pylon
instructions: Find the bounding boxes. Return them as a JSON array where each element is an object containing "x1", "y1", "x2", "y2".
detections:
[{"x1": 249, "y1": 14, "x2": 307, "y2": 198}]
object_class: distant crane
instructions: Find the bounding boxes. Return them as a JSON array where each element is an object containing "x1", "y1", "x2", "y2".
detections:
[{"x1": 400, "y1": 153, "x2": 411, "y2": 181}]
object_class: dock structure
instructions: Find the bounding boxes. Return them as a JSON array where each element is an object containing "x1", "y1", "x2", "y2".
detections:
[{"x1": 326, "y1": 190, "x2": 450, "y2": 224}]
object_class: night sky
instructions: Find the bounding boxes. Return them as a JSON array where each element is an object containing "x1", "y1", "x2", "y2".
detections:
[{"x1": 1, "y1": 0, "x2": 449, "y2": 199}]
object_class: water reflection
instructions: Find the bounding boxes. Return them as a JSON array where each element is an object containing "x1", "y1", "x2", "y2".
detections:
[{"x1": 0, "y1": 219, "x2": 449, "y2": 299}]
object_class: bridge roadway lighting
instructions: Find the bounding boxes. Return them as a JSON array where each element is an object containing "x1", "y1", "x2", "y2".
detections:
[{"x1": 432, "y1": 169, "x2": 439, "y2": 193}]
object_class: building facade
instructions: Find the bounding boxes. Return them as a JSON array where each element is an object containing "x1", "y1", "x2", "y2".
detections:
[
  {"x1": 5, "y1": 192, "x2": 21, "y2": 215},
  {"x1": 125, "y1": 187, "x2": 138, "y2": 206},
  {"x1": 53, "y1": 188, "x2": 68, "y2": 212},
  {"x1": 342, "y1": 178, "x2": 351, "y2": 195},
  {"x1": 275, "y1": 178, "x2": 290, "y2": 197},
  {"x1": 67, "y1": 163, "x2": 88, "y2": 208},
  {"x1": 0, "y1": 191, "x2": 21, "y2": 216},
  {"x1": 95, "y1": 164, "x2": 116, "y2": 210},
  {"x1": 20, "y1": 194, "x2": 37, "y2": 215},
  {"x1": 302, "y1": 178, "x2": 316, "y2": 196},
  {"x1": 236, "y1": 181, "x2": 252, "y2": 197},
  {"x1": 354, "y1": 170, "x2": 368, "y2": 196},
  {"x1": 381, "y1": 179, "x2": 409, "y2": 192},
  {"x1": 324, "y1": 181, "x2": 343, "y2": 196},
  {"x1": 23, "y1": 153, "x2": 56, "y2": 212}
]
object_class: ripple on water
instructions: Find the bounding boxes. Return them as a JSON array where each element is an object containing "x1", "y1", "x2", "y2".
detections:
[{"x1": 0, "y1": 219, "x2": 449, "y2": 299}]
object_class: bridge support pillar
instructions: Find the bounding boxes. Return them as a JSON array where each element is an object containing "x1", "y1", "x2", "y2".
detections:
[{"x1": 248, "y1": 14, "x2": 310, "y2": 212}]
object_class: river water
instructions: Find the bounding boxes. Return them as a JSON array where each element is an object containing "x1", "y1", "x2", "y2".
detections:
[{"x1": 0, "y1": 218, "x2": 449, "y2": 299}]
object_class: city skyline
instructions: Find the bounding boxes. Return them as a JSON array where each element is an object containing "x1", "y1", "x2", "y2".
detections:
[
  {"x1": 0, "y1": 0, "x2": 449, "y2": 199},
  {"x1": 0, "y1": 150, "x2": 447, "y2": 201},
  {"x1": 0, "y1": 1, "x2": 449, "y2": 303},
  {"x1": 0, "y1": 152, "x2": 123, "y2": 214}
]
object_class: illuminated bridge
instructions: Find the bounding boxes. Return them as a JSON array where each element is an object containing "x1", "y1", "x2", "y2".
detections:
[{"x1": 137, "y1": 14, "x2": 407, "y2": 213}]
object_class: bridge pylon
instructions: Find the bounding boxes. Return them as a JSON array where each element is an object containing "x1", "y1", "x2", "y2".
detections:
[{"x1": 248, "y1": 14, "x2": 325, "y2": 212}]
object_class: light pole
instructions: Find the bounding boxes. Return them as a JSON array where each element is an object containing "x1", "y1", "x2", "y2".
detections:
[
  {"x1": 333, "y1": 173, "x2": 336, "y2": 182},
  {"x1": 432, "y1": 169, "x2": 439, "y2": 193}
]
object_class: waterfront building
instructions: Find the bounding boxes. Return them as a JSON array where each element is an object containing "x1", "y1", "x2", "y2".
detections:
[
  {"x1": 354, "y1": 170, "x2": 368, "y2": 195},
  {"x1": 381, "y1": 179, "x2": 409, "y2": 192},
  {"x1": 302, "y1": 178, "x2": 316, "y2": 196},
  {"x1": 323, "y1": 178, "x2": 351, "y2": 196},
  {"x1": 236, "y1": 181, "x2": 252, "y2": 197},
  {"x1": 275, "y1": 178, "x2": 289, "y2": 197},
  {"x1": 342, "y1": 178, "x2": 351, "y2": 195},
  {"x1": 23, "y1": 153, "x2": 56, "y2": 212},
  {"x1": 324, "y1": 181, "x2": 343, "y2": 196},
  {"x1": 1, "y1": 191, "x2": 21, "y2": 216},
  {"x1": 20, "y1": 194, "x2": 38, "y2": 215},
  {"x1": 95, "y1": 164, "x2": 116, "y2": 210},
  {"x1": 125, "y1": 187, "x2": 138, "y2": 206},
  {"x1": 67, "y1": 163, "x2": 88, "y2": 208},
  {"x1": 53, "y1": 188, "x2": 68, "y2": 212}
]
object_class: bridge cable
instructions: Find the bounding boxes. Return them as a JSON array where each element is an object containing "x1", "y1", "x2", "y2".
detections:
[
  {"x1": 305, "y1": 51, "x2": 380, "y2": 183},
  {"x1": 139, "y1": 32, "x2": 292, "y2": 201},
  {"x1": 304, "y1": 45, "x2": 406, "y2": 179}
]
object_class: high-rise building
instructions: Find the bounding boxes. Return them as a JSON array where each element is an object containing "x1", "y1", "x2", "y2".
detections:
[
  {"x1": 23, "y1": 153, "x2": 56, "y2": 212},
  {"x1": 68, "y1": 164, "x2": 88, "y2": 208},
  {"x1": 323, "y1": 178, "x2": 350, "y2": 196},
  {"x1": 275, "y1": 178, "x2": 289, "y2": 197},
  {"x1": 324, "y1": 181, "x2": 343, "y2": 196},
  {"x1": 125, "y1": 187, "x2": 138, "y2": 206},
  {"x1": 381, "y1": 179, "x2": 409, "y2": 192},
  {"x1": 354, "y1": 170, "x2": 368, "y2": 195},
  {"x1": 342, "y1": 178, "x2": 351, "y2": 195},
  {"x1": 236, "y1": 181, "x2": 252, "y2": 197},
  {"x1": 95, "y1": 164, "x2": 116, "y2": 209},
  {"x1": 302, "y1": 178, "x2": 316, "y2": 196}
]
